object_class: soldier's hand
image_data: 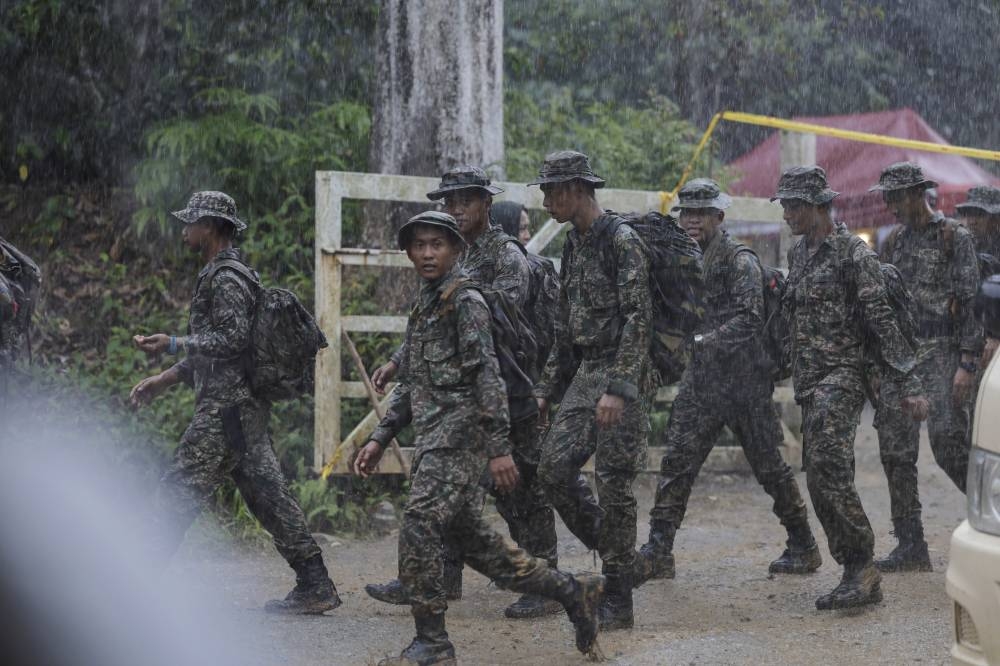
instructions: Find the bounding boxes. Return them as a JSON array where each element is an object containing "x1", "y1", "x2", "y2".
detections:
[
  {"x1": 354, "y1": 441, "x2": 384, "y2": 478},
  {"x1": 536, "y1": 398, "x2": 550, "y2": 429},
  {"x1": 130, "y1": 373, "x2": 168, "y2": 408},
  {"x1": 595, "y1": 393, "x2": 625, "y2": 428},
  {"x1": 371, "y1": 360, "x2": 398, "y2": 395},
  {"x1": 900, "y1": 394, "x2": 930, "y2": 422},
  {"x1": 489, "y1": 454, "x2": 520, "y2": 494},
  {"x1": 133, "y1": 333, "x2": 170, "y2": 355},
  {"x1": 953, "y1": 366, "x2": 976, "y2": 406}
]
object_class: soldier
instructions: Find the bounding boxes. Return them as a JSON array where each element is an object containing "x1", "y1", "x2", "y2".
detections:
[
  {"x1": 871, "y1": 163, "x2": 983, "y2": 572},
  {"x1": 366, "y1": 166, "x2": 564, "y2": 619},
  {"x1": 956, "y1": 185, "x2": 1000, "y2": 367},
  {"x1": 531, "y1": 150, "x2": 653, "y2": 630},
  {"x1": 0, "y1": 234, "x2": 40, "y2": 389},
  {"x1": 129, "y1": 191, "x2": 340, "y2": 614},
  {"x1": 354, "y1": 211, "x2": 602, "y2": 666},
  {"x1": 777, "y1": 166, "x2": 928, "y2": 610},
  {"x1": 634, "y1": 178, "x2": 820, "y2": 585}
]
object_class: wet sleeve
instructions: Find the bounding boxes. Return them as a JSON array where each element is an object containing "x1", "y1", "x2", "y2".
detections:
[
  {"x1": 953, "y1": 229, "x2": 984, "y2": 355},
  {"x1": 702, "y1": 251, "x2": 763, "y2": 349},
  {"x1": 535, "y1": 265, "x2": 574, "y2": 402},
  {"x1": 170, "y1": 359, "x2": 195, "y2": 388},
  {"x1": 180, "y1": 270, "x2": 254, "y2": 360},
  {"x1": 606, "y1": 227, "x2": 652, "y2": 400},
  {"x1": 852, "y1": 244, "x2": 922, "y2": 396},
  {"x1": 369, "y1": 383, "x2": 413, "y2": 447},
  {"x1": 457, "y1": 291, "x2": 511, "y2": 458},
  {"x1": 492, "y1": 242, "x2": 532, "y2": 308}
]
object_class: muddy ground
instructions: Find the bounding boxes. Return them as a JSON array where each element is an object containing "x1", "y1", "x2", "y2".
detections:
[{"x1": 172, "y1": 408, "x2": 964, "y2": 665}]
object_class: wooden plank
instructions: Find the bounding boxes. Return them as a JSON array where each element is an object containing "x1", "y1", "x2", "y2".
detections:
[
  {"x1": 330, "y1": 248, "x2": 412, "y2": 267},
  {"x1": 342, "y1": 381, "x2": 397, "y2": 399},
  {"x1": 342, "y1": 315, "x2": 408, "y2": 333}
]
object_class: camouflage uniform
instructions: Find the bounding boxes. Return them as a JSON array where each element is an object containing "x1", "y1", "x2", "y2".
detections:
[
  {"x1": 370, "y1": 214, "x2": 601, "y2": 661},
  {"x1": 958, "y1": 185, "x2": 1000, "y2": 257},
  {"x1": 0, "y1": 238, "x2": 39, "y2": 373},
  {"x1": 643, "y1": 179, "x2": 815, "y2": 576},
  {"x1": 873, "y1": 164, "x2": 982, "y2": 526},
  {"x1": 151, "y1": 247, "x2": 322, "y2": 570}
]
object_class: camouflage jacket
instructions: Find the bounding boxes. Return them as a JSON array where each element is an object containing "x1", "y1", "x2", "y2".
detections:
[
  {"x1": 172, "y1": 248, "x2": 256, "y2": 405},
  {"x1": 390, "y1": 224, "x2": 530, "y2": 367},
  {"x1": 687, "y1": 230, "x2": 765, "y2": 383},
  {"x1": 783, "y1": 223, "x2": 920, "y2": 401},
  {"x1": 881, "y1": 213, "x2": 982, "y2": 355},
  {"x1": 0, "y1": 238, "x2": 39, "y2": 366},
  {"x1": 371, "y1": 266, "x2": 511, "y2": 460},
  {"x1": 536, "y1": 213, "x2": 652, "y2": 402}
]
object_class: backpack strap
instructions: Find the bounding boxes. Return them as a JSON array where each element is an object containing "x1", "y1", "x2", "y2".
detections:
[
  {"x1": 438, "y1": 276, "x2": 475, "y2": 316},
  {"x1": 203, "y1": 258, "x2": 261, "y2": 292}
]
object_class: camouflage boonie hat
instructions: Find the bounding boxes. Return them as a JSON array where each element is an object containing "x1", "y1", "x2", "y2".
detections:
[
  {"x1": 171, "y1": 191, "x2": 248, "y2": 232},
  {"x1": 771, "y1": 165, "x2": 839, "y2": 204},
  {"x1": 957, "y1": 185, "x2": 1000, "y2": 216},
  {"x1": 673, "y1": 178, "x2": 732, "y2": 211},
  {"x1": 426, "y1": 165, "x2": 504, "y2": 201},
  {"x1": 868, "y1": 162, "x2": 939, "y2": 192},
  {"x1": 528, "y1": 150, "x2": 606, "y2": 188},
  {"x1": 397, "y1": 210, "x2": 465, "y2": 250}
]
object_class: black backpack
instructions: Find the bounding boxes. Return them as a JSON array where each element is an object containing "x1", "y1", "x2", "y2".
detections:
[
  {"x1": 206, "y1": 259, "x2": 328, "y2": 403},
  {"x1": 0, "y1": 238, "x2": 41, "y2": 365},
  {"x1": 563, "y1": 210, "x2": 705, "y2": 385},
  {"x1": 727, "y1": 242, "x2": 791, "y2": 380},
  {"x1": 978, "y1": 251, "x2": 1000, "y2": 281},
  {"x1": 521, "y1": 249, "x2": 560, "y2": 375}
]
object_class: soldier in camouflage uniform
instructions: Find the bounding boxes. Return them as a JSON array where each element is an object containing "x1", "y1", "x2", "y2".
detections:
[
  {"x1": 354, "y1": 211, "x2": 602, "y2": 666},
  {"x1": 957, "y1": 185, "x2": 1000, "y2": 368},
  {"x1": 0, "y1": 235, "x2": 40, "y2": 388},
  {"x1": 366, "y1": 166, "x2": 565, "y2": 619},
  {"x1": 129, "y1": 191, "x2": 340, "y2": 615},
  {"x1": 634, "y1": 179, "x2": 820, "y2": 585},
  {"x1": 777, "y1": 166, "x2": 928, "y2": 610},
  {"x1": 871, "y1": 163, "x2": 983, "y2": 572},
  {"x1": 530, "y1": 151, "x2": 653, "y2": 630}
]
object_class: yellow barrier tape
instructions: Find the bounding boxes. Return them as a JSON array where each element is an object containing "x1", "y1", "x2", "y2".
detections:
[
  {"x1": 660, "y1": 110, "x2": 1000, "y2": 213},
  {"x1": 320, "y1": 438, "x2": 356, "y2": 479}
]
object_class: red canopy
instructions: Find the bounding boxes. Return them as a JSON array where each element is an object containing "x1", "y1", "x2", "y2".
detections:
[{"x1": 727, "y1": 108, "x2": 1000, "y2": 229}]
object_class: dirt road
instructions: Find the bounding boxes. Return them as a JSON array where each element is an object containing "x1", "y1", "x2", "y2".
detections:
[{"x1": 173, "y1": 409, "x2": 964, "y2": 665}]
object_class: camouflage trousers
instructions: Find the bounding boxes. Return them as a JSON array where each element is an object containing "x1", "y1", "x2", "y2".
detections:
[
  {"x1": 399, "y1": 449, "x2": 576, "y2": 618},
  {"x1": 538, "y1": 358, "x2": 652, "y2": 573},
  {"x1": 801, "y1": 383, "x2": 874, "y2": 565},
  {"x1": 151, "y1": 398, "x2": 321, "y2": 566},
  {"x1": 650, "y1": 372, "x2": 808, "y2": 532},
  {"x1": 876, "y1": 341, "x2": 973, "y2": 522}
]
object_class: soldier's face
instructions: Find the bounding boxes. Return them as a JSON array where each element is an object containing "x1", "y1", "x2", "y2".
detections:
[
  {"x1": 679, "y1": 208, "x2": 724, "y2": 247},
  {"x1": 541, "y1": 183, "x2": 573, "y2": 223},
  {"x1": 882, "y1": 188, "x2": 925, "y2": 223},
  {"x1": 780, "y1": 198, "x2": 811, "y2": 235},
  {"x1": 443, "y1": 190, "x2": 490, "y2": 239},
  {"x1": 406, "y1": 226, "x2": 462, "y2": 281},
  {"x1": 518, "y1": 210, "x2": 532, "y2": 244},
  {"x1": 182, "y1": 221, "x2": 212, "y2": 251},
  {"x1": 963, "y1": 210, "x2": 997, "y2": 241}
]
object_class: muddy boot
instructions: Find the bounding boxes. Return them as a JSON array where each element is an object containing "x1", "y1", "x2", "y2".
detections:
[
  {"x1": 634, "y1": 521, "x2": 676, "y2": 586},
  {"x1": 769, "y1": 519, "x2": 822, "y2": 574},
  {"x1": 505, "y1": 557, "x2": 564, "y2": 619},
  {"x1": 597, "y1": 569, "x2": 634, "y2": 631},
  {"x1": 442, "y1": 557, "x2": 463, "y2": 600},
  {"x1": 876, "y1": 517, "x2": 932, "y2": 573},
  {"x1": 365, "y1": 578, "x2": 408, "y2": 605},
  {"x1": 562, "y1": 574, "x2": 605, "y2": 655},
  {"x1": 379, "y1": 612, "x2": 456, "y2": 666},
  {"x1": 815, "y1": 559, "x2": 882, "y2": 611},
  {"x1": 264, "y1": 554, "x2": 342, "y2": 615}
]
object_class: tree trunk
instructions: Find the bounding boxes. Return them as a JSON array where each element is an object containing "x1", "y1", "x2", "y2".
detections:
[{"x1": 365, "y1": 0, "x2": 505, "y2": 250}]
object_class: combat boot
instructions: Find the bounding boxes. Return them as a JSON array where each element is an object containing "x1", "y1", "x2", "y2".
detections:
[
  {"x1": 562, "y1": 574, "x2": 605, "y2": 655},
  {"x1": 597, "y1": 569, "x2": 634, "y2": 631},
  {"x1": 875, "y1": 517, "x2": 932, "y2": 573},
  {"x1": 366, "y1": 562, "x2": 463, "y2": 606},
  {"x1": 504, "y1": 558, "x2": 564, "y2": 619},
  {"x1": 378, "y1": 613, "x2": 456, "y2": 666},
  {"x1": 264, "y1": 554, "x2": 342, "y2": 615},
  {"x1": 815, "y1": 559, "x2": 882, "y2": 611},
  {"x1": 633, "y1": 520, "x2": 676, "y2": 586},
  {"x1": 769, "y1": 519, "x2": 822, "y2": 574}
]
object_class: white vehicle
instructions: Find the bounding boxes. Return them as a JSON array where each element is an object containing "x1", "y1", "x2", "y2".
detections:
[{"x1": 946, "y1": 285, "x2": 1000, "y2": 664}]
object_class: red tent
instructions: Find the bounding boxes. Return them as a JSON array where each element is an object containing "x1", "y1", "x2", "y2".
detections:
[{"x1": 727, "y1": 108, "x2": 1000, "y2": 229}]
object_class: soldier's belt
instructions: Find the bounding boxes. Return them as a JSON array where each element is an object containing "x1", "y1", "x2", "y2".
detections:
[{"x1": 916, "y1": 319, "x2": 955, "y2": 339}]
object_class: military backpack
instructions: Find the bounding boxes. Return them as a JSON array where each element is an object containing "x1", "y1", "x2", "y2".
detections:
[
  {"x1": 563, "y1": 210, "x2": 705, "y2": 385},
  {"x1": 205, "y1": 259, "x2": 328, "y2": 403}
]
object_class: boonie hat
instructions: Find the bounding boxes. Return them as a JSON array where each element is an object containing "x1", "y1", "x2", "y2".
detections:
[
  {"x1": 426, "y1": 165, "x2": 504, "y2": 201},
  {"x1": 397, "y1": 211, "x2": 465, "y2": 250},
  {"x1": 528, "y1": 150, "x2": 605, "y2": 188},
  {"x1": 673, "y1": 178, "x2": 733, "y2": 211},
  {"x1": 868, "y1": 162, "x2": 939, "y2": 193},
  {"x1": 171, "y1": 191, "x2": 248, "y2": 232},
  {"x1": 771, "y1": 166, "x2": 839, "y2": 205}
]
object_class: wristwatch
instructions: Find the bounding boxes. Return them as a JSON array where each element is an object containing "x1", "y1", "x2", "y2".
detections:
[{"x1": 959, "y1": 359, "x2": 978, "y2": 374}]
